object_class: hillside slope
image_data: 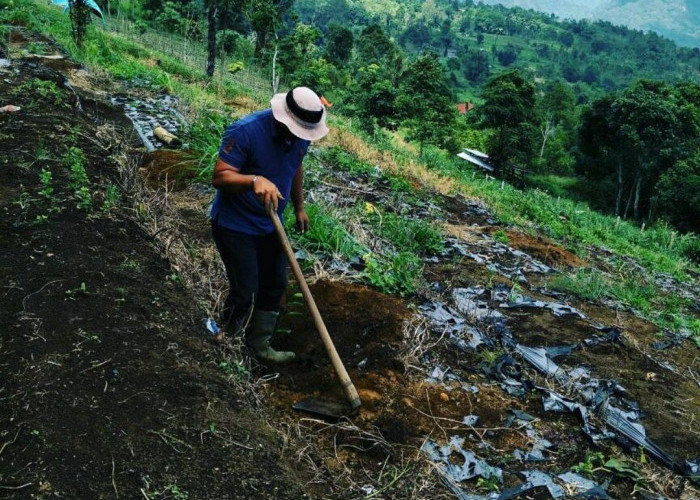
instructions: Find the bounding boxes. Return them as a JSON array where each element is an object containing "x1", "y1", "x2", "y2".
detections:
[
  {"x1": 478, "y1": 0, "x2": 700, "y2": 47},
  {"x1": 1, "y1": 5, "x2": 698, "y2": 500}
]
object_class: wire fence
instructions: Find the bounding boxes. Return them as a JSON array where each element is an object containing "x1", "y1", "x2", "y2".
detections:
[{"x1": 101, "y1": 16, "x2": 275, "y2": 98}]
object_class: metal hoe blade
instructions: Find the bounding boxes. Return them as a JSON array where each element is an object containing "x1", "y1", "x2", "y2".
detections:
[{"x1": 292, "y1": 397, "x2": 358, "y2": 420}]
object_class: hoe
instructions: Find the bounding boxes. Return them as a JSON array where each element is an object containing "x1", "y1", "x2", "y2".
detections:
[{"x1": 268, "y1": 203, "x2": 362, "y2": 419}]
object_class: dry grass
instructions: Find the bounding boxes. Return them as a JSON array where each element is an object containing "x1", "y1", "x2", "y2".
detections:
[
  {"x1": 323, "y1": 125, "x2": 461, "y2": 197},
  {"x1": 272, "y1": 416, "x2": 452, "y2": 500}
]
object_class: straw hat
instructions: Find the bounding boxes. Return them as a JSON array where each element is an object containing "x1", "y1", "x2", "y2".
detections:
[{"x1": 270, "y1": 87, "x2": 329, "y2": 141}]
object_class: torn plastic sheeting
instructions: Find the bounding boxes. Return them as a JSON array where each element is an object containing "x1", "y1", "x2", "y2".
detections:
[
  {"x1": 452, "y1": 325, "x2": 493, "y2": 352},
  {"x1": 599, "y1": 402, "x2": 682, "y2": 473},
  {"x1": 514, "y1": 344, "x2": 565, "y2": 378},
  {"x1": 205, "y1": 317, "x2": 220, "y2": 335},
  {"x1": 420, "y1": 302, "x2": 466, "y2": 328},
  {"x1": 427, "y1": 365, "x2": 462, "y2": 383},
  {"x1": 651, "y1": 330, "x2": 688, "y2": 350},
  {"x1": 501, "y1": 294, "x2": 586, "y2": 319},
  {"x1": 421, "y1": 436, "x2": 503, "y2": 483},
  {"x1": 293, "y1": 249, "x2": 311, "y2": 260},
  {"x1": 487, "y1": 263, "x2": 529, "y2": 283},
  {"x1": 557, "y1": 472, "x2": 611, "y2": 499},
  {"x1": 446, "y1": 238, "x2": 470, "y2": 257},
  {"x1": 545, "y1": 344, "x2": 578, "y2": 359},
  {"x1": 582, "y1": 328, "x2": 623, "y2": 347},
  {"x1": 497, "y1": 470, "x2": 565, "y2": 499},
  {"x1": 505, "y1": 409, "x2": 536, "y2": 425},
  {"x1": 486, "y1": 354, "x2": 523, "y2": 381},
  {"x1": 453, "y1": 288, "x2": 503, "y2": 321},
  {"x1": 501, "y1": 381, "x2": 527, "y2": 398},
  {"x1": 542, "y1": 392, "x2": 615, "y2": 442},
  {"x1": 522, "y1": 259, "x2": 552, "y2": 274},
  {"x1": 513, "y1": 448, "x2": 547, "y2": 462},
  {"x1": 463, "y1": 415, "x2": 480, "y2": 426}
]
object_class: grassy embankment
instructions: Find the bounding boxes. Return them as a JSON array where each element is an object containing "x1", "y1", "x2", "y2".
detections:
[{"x1": 6, "y1": 0, "x2": 697, "y2": 342}]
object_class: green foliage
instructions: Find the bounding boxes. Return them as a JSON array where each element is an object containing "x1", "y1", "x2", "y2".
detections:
[
  {"x1": 180, "y1": 110, "x2": 231, "y2": 180},
  {"x1": 578, "y1": 80, "x2": 699, "y2": 225},
  {"x1": 14, "y1": 79, "x2": 64, "y2": 106},
  {"x1": 492, "y1": 229, "x2": 509, "y2": 245},
  {"x1": 38, "y1": 168, "x2": 53, "y2": 200},
  {"x1": 396, "y1": 52, "x2": 456, "y2": 153},
  {"x1": 362, "y1": 204, "x2": 444, "y2": 256},
  {"x1": 654, "y1": 152, "x2": 700, "y2": 233},
  {"x1": 26, "y1": 41, "x2": 46, "y2": 54},
  {"x1": 218, "y1": 360, "x2": 248, "y2": 378},
  {"x1": 284, "y1": 203, "x2": 366, "y2": 260},
  {"x1": 324, "y1": 23, "x2": 353, "y2": 65},
  {"x1": 320, "y1": 147, "x2": 416, "y2": 196},
  {"x1": 64, "y1": 147, "x2": 92, "y2": 211},
  {"x1": 102, "y1": 184, "x2": 120, "y2": 211},
  {"x1": 363, "y1": 251, "x2": 422, "y2": 297},
  {"x1": 68, "y1": 0, "x2": 93, "y2": 49},
  {"x1": 479, "y1": 70, "x2": 537, "y2": 172},
  {"x1": 571, "y1": 451, "x2": 605, "y2": 477}
]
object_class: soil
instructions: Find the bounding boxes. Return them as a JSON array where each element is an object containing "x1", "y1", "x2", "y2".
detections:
[
  {"x1": 1, "y1": 25, "x2": 698, "y2": 500},
  {"x1": 0, "y1": 30, "x2": 310, "y2": 500}
]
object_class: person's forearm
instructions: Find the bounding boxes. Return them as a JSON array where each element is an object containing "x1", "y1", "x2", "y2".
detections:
[
  {"x1": 212, "y1": 169, "x2": 257, "y2": 194},
  {"x1": 291, "y1": 165, "x2": 304, "y2": 211},
  {"x1": 212, "y1": 158, "x2": 256, "y2": 194}
]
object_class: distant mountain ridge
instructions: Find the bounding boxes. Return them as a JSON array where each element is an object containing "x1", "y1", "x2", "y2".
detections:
[{"x1": 477, "y1": 0, "x2": 700, "y2": 48}]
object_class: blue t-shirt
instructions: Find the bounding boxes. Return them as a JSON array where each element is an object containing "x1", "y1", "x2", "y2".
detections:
[{"x1": 211, "y1": 109, "x2": 310, "y2": 235}]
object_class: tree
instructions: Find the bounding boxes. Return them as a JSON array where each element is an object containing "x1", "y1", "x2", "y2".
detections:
[
  {"x1": 578, "y1": 80, "x2": 699, "y2": 223},
  {"x1": 204, "y1": 0, "x2": 247, "y2": 78},
  {"x1": 68, "y1": 0, "x2": 91, "y2": 49},
  {"x1": 654, "y1": 153, "x2": 700, "y2": 232},
  {"x1": 396, "y1": 52, "x2": 456, "y2": 154},
  {"x1": 206, "y1": 1, "x2": 217, "y2": 77},
  {"x1": 496, "y1": 43, "x2": 517, "y2": 66},
  {"x1": 479, "y1": 70, "x2": 536, "y2": 174},
  {"x1": 278, "y1": 24, "x2": 322, "y2": 76},
  {"x1": 324, "y1": 23, "x2": 353, "y2": 65},
  {"x1": 351, "y1": 64, "x2": 397, "y2": 132},
  {"x1": 247, "y1": 0, "x2": 294, "y2": 58},
  {"x1": 356, "y1": 24, "x2": 395, "y2": 65},
  {"x1": 463, "y1": 48, "x2": 489, "y2": 83},
  {"x1": 535, "y1": 80, "x2": 576, "y2": 173}
]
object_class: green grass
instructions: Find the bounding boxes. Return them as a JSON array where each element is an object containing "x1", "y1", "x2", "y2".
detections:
[
  {"x1": 527, "y1": 174, "x2": 583, "y2": 200},
  {"x1": 283, "y1": 203, "x2": 366, "y2": 261},
  {"x1": 359, "y1": 203, "x2": 444, "y2": 256},
  {"x1": 549, "y1": 268, "x2": 700, "y2": 344},
  {"x1": 388, "y1": 142, "x2": 698, "y2": 279}
]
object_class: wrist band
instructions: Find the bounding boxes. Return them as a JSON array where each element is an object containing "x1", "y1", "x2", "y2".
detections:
[{"x1": 251, "y1": 175, "x2": 258, "y2": 189}]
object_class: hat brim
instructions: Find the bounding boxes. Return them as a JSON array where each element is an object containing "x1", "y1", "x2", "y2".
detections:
[{"x1": 270, "y1": 92, "x2": 329, "y2": 141}]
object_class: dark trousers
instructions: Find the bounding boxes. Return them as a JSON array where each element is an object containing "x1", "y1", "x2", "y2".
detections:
[{"x1": 211, "y1": 221, "x2": 288, "y2": 328}]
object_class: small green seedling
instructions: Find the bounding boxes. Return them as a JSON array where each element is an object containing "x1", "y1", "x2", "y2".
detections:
[{"x1": 65, "y1": 282, "x2": 89, "y2": 297}]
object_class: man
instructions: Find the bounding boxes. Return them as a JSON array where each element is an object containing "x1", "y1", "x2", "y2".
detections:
[{"x1": 211, "y1": 87, "x2": 328, "y2": 363}]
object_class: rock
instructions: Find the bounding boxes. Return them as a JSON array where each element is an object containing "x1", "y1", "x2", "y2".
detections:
[{"x1": 358, "y1": 389, "x2": 382, "y2": 402}]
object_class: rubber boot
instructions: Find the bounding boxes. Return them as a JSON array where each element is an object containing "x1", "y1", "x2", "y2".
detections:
[{"x1": 246, "y1": 310, "x2": 296, "y2": 363}]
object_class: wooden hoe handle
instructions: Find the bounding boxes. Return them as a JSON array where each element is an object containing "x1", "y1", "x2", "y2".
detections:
[{"x1": 267, "y1": 204, "x2": 361, "y2": 410}]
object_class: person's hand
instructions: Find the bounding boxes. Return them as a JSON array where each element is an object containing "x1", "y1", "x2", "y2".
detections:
[
  {"x1": 252, "y1": 175, "x2": 284, "y2": 211},
  {"x1": 295, "y1": 208, "x2": 309, "y2": 233}
]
